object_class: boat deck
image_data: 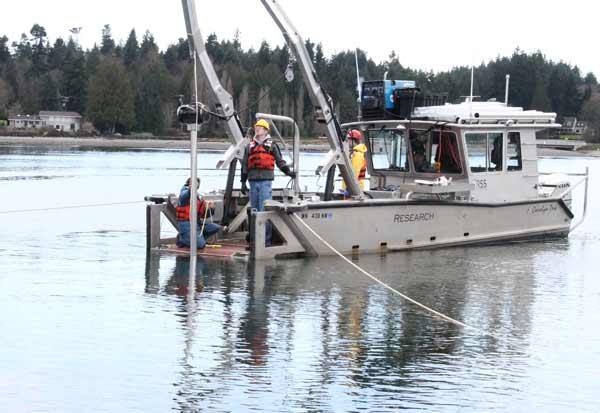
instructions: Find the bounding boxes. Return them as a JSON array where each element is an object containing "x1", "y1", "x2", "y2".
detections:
[{"x1": 160, "y1": 238, "x2": 249, "y2": 260}]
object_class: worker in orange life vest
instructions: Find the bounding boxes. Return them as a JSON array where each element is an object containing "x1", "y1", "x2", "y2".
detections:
[
  {"x1": 176, "y1": 177, "x2": 221, "y2": 249},
  {"x1": 341, "y1": 129, "x2": 368, "y2": 193},
  {"x1": 241, "y1": 119, "x2": 295, "y2": 246}
]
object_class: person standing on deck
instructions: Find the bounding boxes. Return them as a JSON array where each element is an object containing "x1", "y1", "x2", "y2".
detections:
[
  {"x1": 176, "y1": 177, "x2": 221, "y2": 249},
  {"x1": 341, "y1": 129, "x2": 368, "y2": 194},
  {"x1": 241, "y1": 119, "x2": 295, "y2": 246}
]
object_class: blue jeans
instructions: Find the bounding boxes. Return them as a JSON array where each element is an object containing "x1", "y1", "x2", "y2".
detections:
[
  {"x1": 177, "y1": 221, "x2": 221, "y2": 249},
  {"x1": 249, "y1": 180, "x2": 272, "y2": 246}
]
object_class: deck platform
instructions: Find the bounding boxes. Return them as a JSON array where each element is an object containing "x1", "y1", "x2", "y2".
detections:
[{"x1": 159, "y1": 239, "x2": 249, "y2": 260}]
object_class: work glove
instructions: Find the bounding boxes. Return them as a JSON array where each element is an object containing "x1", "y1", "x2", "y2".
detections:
[
  {"x1": 287, "y1": 171, "x2": 296, "y2": 179},
  {"x1": 241, "y1": 181, "x2": 249, "y2": 195}
]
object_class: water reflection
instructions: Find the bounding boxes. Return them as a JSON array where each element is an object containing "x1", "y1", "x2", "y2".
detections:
[{"x1": 142, "y1": 246, "x2": 543, "y2": 411}]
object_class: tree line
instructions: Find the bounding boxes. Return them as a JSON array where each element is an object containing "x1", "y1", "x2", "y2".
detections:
[{"x1": 0, "y1": 24, "x2": 598, "y2": 139}]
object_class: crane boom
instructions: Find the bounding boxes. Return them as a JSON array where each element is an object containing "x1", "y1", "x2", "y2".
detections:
[
  {"x1": 181, "y1": 0, "x2": 246, "y2": 167},
  {"x1": 259, "y1": 0, "x2": 363, "y2": 198}
]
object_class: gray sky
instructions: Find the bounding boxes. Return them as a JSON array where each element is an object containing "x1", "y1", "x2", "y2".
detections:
[{"x1": 4, "y1": 0, "x2": 599, "y2": 77}]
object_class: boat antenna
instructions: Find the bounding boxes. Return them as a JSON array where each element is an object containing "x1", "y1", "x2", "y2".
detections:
[
  {"x1": 355, "y1": 48, "x2": 362, "y2": 120},
  {"x1": 469, "y1": 65, "x2": 474, "y2": 118},
  {"x1": 504, "y1": 74, "x2": 510, "y2": 106}
]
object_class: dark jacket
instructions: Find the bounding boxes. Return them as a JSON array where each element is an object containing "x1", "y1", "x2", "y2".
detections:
[{"x1": 241, "y1": 137, "x2": 292, "y2": 182}]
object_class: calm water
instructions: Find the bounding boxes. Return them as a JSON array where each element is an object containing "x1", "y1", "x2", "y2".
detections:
[{"x1": 1, "y1": 145, "x2": 599, "y2": 412}]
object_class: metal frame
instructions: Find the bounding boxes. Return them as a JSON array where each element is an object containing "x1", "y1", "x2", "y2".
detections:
[
  {"x1": 181, "y1": 0, "x2": 246, "y2": 169},
  {"x1": 259, "y1": 0, "x2": 363, "y2": 198},
  {"x1": 255, "y1": 112, "x2": 301, "y2": 194}
]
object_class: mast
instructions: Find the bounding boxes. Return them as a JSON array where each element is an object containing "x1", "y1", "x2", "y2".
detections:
[{"x1": 259, "y1": 0, "x2": 363, "y2": 198}]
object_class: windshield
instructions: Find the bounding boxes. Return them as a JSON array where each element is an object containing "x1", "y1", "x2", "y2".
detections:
[
  {"x1": 367, "y1": 129, "x2": 408, "y2": 171},
  {"x1": 409, "y1": 129, "x2": 463, "y2": 174}
]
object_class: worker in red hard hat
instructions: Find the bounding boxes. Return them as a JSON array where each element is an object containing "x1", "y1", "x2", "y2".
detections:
[{"x1": 342, "y1": 129, "x2": 368, "y2": 192}]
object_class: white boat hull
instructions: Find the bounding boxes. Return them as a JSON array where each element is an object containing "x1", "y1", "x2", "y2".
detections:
[{"x1": 252, "y1": 198, "x2": 572, "y2": 259}]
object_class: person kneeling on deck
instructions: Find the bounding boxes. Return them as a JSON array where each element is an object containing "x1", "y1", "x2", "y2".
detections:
[
  {"x1": 241, "y1": 119, "x2": 295, "y2": 246},
  {"x1": 176, "y1": 177, "x2": 221, "y2": 249},
  {"x1": 341, "y1": 129, "x2": 367, "y2": 194}
]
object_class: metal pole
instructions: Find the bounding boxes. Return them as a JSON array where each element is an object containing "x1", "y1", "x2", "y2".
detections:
[
  {"x1": 189, "y1": 54, "x2": 199, "y2": 254},
  {"x1": 355, "y1": 49, "x2": 362, "y2": 120},
  {"x1": 570, "y1": 167, "x2": 590, "y2": 232},
  {"x1": 505, "y1": 74, "x2": 511, "y2": 106}
]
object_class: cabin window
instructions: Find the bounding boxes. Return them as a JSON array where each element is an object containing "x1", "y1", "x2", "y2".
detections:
[
  {"x1": 507, "y1": 132, "x2": 522, "y2": 171},
  {"x1": 466, "y1": 132, "x2": 503, "y2": 172},
  {"x1": 409, "y1": 129, "x2": 462, "y2": 174},
  {"x1": 368, "y1": 129, "x2": 409, "y2": 171},
  {"x1": 489, "y1": 133, "x2": 503, "y2": 171}
]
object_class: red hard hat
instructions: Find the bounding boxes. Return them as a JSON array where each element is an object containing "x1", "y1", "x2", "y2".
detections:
[{"x1": 347, "y1": 129, "x2": 362, "y2": 141}]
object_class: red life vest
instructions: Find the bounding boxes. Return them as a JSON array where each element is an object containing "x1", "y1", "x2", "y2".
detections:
[
  {"x1": 176, "y1": 199, "x2": 207, "y2": 221},
  {"x1": 248, "y1": 140, "x2": 275, "y2": 170}
]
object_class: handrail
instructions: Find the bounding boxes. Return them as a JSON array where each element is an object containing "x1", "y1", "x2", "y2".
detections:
[
  {"x1": 255, "y1": 112, "x2": 301, "y2": 194},
  {"x1": 567, "y1": 167, "x2": 589, "y2": 232}
]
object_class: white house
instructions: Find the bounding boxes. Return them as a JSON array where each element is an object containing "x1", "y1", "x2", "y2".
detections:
[
  {"x1": 8, "y1": 114, "x2": 45, "y2": 128},
  {"x1": 8, "y1": 111, "x2": 82, "y2": 131},
  {"x1": 39, "y1": 111, "x2": 82, "y2": 132}
]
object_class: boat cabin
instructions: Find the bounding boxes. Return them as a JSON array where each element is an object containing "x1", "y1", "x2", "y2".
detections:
[{"x1": 344, "y1": 100, "x2": 560, "y2": 203}]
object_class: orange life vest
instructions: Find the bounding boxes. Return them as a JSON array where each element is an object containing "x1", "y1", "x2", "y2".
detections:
[
  {"x1": 248, "y1": 140, "x2": 275, "y2": 170},
  {"x1": 176, "y1": 199, "x2": 207, "y2": 221},
  {"x1": 358, "y1": 159, "x2": 367, "y2": 179}
]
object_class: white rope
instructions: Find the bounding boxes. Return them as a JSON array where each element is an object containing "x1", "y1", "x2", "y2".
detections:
[
  {"x1": 0, "y1": 201, "x2": 145, "y2": 215},
  {"x1": 292, "y1": 212, "x2": 479, "y2": 332}
]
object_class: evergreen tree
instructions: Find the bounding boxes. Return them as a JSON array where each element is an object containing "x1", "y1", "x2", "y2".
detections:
[
  {"x1": 123, "y1": 29, "x2": 139, "y2": 66},
  {"x1": 29, "y1": 24, "x2": 48, "y2": 76},
  {"x1": 86, "y1": 45, "x2": 101, "y2": 76},
  {"x1": 134, "y1": 52, "x2": 171, "y2": 135},
  {"x1": 13, "y1": 34, "x2": 32, "y2": 61},
  {"x1": 0, "y1": 78, "x2": 11, "y2": 118},
  {"x1": 87, "y1": 59, "x2": 134, "y2": 133},
  {"x1": 140, "y1": 31, "x2": 158, "y2": 57},
  {"x1": 49, "y1": 38, "x2": 68, "y2": 70},
  {"x1": 39, "y1": 73, "x2": 59, "y2": 110},
  {"x1": 0, "y1": 36, "x2": 10, "y2": 64},
  {"x1": 61, "y1": 44, "x2": 87, "y2": 114},
  {"x1": 584, "y1": 72, "x2": 597, "y2": 85},
  {"x1": 100, "y1": 25, "x2": 115, "y2": 55}
]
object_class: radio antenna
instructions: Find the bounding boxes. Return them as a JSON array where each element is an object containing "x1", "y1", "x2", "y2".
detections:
[{"x1": 355, "y1": 49, "x2": 362, "y2": 119}]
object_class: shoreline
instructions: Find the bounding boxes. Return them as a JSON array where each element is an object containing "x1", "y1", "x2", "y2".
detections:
[
  {"x1": 0, "y1": 136, "x2": 330, "y2": 152},
  {"x1": 1, "y1": 135, "x2": 599, "y2": 157}
]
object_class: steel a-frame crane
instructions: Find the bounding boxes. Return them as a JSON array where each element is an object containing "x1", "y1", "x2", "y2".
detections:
[
  {"x1": 259, "y1": 0, "x2": 363, "y2": 198},
  {"x1": 180, "y1": 0, "x2": 248, "y2": 225}
]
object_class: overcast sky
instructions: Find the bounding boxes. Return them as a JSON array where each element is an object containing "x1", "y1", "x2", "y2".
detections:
[{"x1": 4, "y1": 0, "x2": 598, "y2": 77}]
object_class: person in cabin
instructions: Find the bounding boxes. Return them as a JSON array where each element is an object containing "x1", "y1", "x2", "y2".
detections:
[
  {"x1": 490, "y1": 136, "x2": 503, "y2": 171},
  {"x1": 341, "y1": 129, "x2": 368, "y2": 194},
  {"x1": 413, "y1": 151, "x2": 435, "y2": 173},
  {"x1": 176, "y1": 177, "x2": 221, "y2": 249},
  {"x1": 241, "y1": 119, "x2": 295, "y2": 246}
]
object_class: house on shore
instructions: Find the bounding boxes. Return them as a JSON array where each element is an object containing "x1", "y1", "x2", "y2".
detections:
[
  {"x1": 8, "y1": 111, "x2": 82, "y2": 132},
  {"x1": 558, "y1": 116, "x2": 587, "y2": 136}
]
